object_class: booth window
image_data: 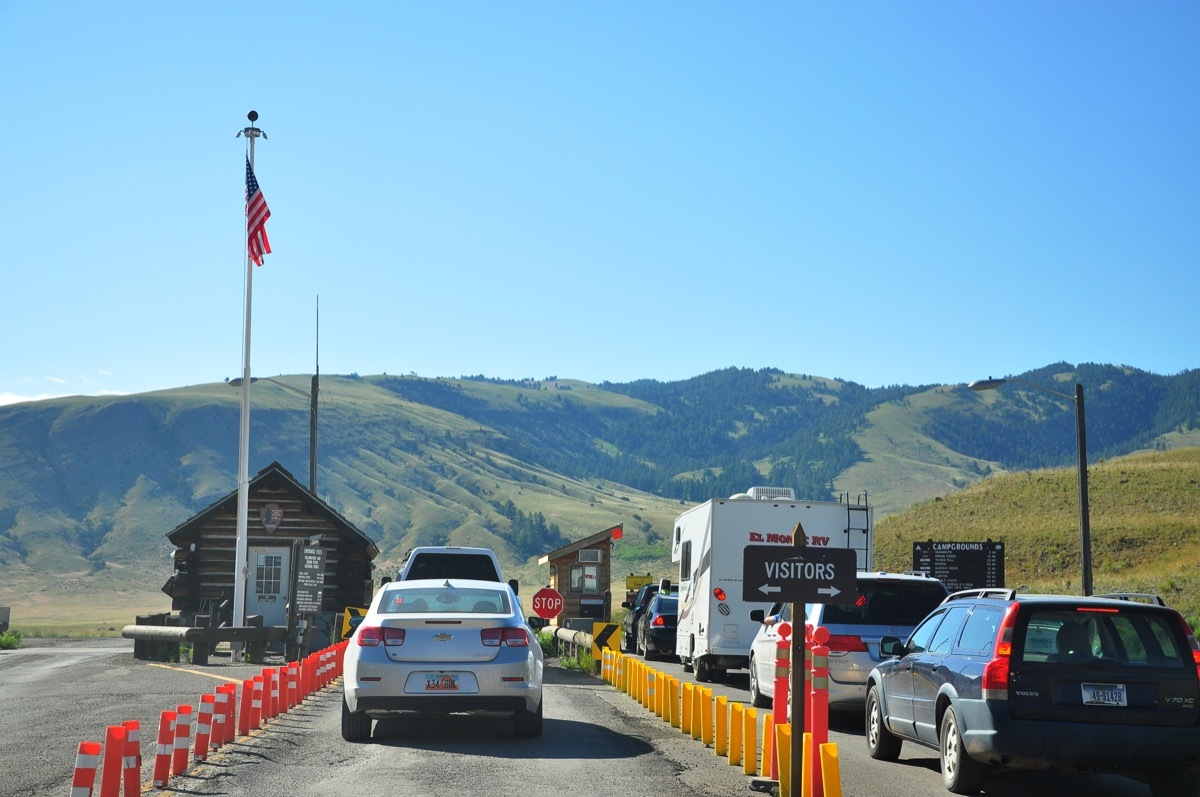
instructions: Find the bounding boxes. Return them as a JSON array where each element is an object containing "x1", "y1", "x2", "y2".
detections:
[
  {"x1": 570, "y1": 564, "x2": 600, "y2": 594},
  {"x1": 256, "y1": 553, "x2": 282, "y2": 595}
]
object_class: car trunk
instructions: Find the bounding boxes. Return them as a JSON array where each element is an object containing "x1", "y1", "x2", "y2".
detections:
[{"x1": 379, "y1": 618, "x2": 503, "y2": 663}]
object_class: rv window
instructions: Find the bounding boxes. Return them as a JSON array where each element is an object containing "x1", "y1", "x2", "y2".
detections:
[{"x1": 680, "y1": 541, "x2": 692, "y2": 582}]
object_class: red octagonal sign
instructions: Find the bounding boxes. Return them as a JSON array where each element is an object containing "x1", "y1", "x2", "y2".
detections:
[{"x1": 531, "y1": 587, "x2": 564, "y2": 619}]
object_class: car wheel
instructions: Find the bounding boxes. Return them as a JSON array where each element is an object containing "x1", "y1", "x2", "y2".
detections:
[
  {"x1": 939, "y1": 706, "x2": 985, "y2": 794},
  {"x1": 681, "y1": 656, "x2": 693, "y2": 673},
  {"x1": 748, "y1": 655, "x2": 770, "y2": 708},
  {"x1": 865, "y1": 686, "x2": 901, "y2": 761},
  {"x1": 340, "y1": 693, "x2": 371, "y2": 742},
  {"x1": 622, "y1": 630, "x2": 635, "y2": 653},
  {"x1": 636, "y1": 629, "x2": 646, "y2": 657},
  {"x1": 694, "y1": 655, "x2": 714, "y2": 683},
  {"x1": 1148, "y1": 770, "x2": 1200, "y2": 797},
  {"x1": 513, "y1": 699, "x2": 543, "y2": 738}
]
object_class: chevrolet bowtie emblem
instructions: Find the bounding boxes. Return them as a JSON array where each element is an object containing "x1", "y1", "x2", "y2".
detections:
[{"x1": 433, "y1": 633, "x2": 454, "y2": 642}]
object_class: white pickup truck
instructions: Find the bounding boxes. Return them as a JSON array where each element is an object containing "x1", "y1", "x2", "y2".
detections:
[{"x1": 395, "y1": 546, "x2": 519, "y2": 594}]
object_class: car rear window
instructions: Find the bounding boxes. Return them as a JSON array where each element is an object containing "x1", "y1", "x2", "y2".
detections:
[
  {"x1": 655, "y1": 596, "x2": 678, "y2": 614},
  {"x1": 1017, "y1": 608, "x2": 1190, "y2": 667},
  {"x1": 382, "y1": 587, "x2": 511, "y2": 615},
  {"x1": 820, "y1": 581, "x2": 948, "y2": 626}
]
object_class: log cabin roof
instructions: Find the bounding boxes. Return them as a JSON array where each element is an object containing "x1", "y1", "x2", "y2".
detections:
[{"x1": 165, "y1": 460, "x2": 379, "y2": 558}]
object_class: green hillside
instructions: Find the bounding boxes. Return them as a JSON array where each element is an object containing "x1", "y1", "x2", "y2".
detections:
[
  {"x1": 0, "y1": 363, "x2": 1196, "y2": 633},
  {"x1": 874, "y1": 447, "x2": 1200, "y2": 628}
]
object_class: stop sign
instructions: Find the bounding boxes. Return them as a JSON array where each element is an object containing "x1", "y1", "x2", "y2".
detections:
[{"x1": 531, "y1": 587, "x2": 564, "y2": 619}]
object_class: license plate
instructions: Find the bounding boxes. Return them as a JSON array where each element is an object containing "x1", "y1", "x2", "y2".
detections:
[
  {"x1": 1082, "y1": 682, "x2": 1126, "y2": 706},
  {"x1": 424, "y1": 672, "x2": 461, "y2": 691}
]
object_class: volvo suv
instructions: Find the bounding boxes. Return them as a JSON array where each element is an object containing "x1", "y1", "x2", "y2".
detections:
[{"x1": 865, "y1": 589, "x2": 1200, "y2": 796}]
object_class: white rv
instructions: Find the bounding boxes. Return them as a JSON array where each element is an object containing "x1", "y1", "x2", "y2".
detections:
[{"x1": 671, "y1": 487, "x2": 872, "y2": 682}]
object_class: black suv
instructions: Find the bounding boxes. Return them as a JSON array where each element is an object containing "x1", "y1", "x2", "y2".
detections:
[
  {"x1": 865, "y1": 589, "x2": 1200, "y2": 797},
  {"x1": 621, "y1": 583, "x2": 659, "y2": 653}
]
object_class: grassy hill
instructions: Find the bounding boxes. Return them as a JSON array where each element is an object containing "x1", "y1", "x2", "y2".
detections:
[
  {"x1": 0, "y1": 364, "x2": 1196, "y2": 633},
  {"x1": 874, "y1": 446, "x2": 1200, "y2": 629}
]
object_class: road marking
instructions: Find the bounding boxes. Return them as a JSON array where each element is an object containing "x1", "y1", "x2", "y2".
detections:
[{"x1": 146, "y1": 663, "x2": 243, "y2": 683}]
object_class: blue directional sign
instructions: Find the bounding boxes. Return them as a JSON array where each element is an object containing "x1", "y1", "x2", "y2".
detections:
[{"x1": 741, "y1": 545, "x2": 857, "y2": 604}]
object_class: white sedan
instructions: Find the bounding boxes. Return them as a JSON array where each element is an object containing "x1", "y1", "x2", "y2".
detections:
[{"x1": 342, "y1": 578, "x2": 544, "y2": 740}]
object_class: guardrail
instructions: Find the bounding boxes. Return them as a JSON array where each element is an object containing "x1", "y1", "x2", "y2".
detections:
[{"x1": 122, "y1": 623, "x2": 285, "y2": 665}]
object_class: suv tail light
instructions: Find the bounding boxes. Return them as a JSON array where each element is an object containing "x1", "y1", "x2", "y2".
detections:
[
  {"x1": 1173, "y1": 612, "x2": 1200, "y2": 682},
  {"x1": 825, "y1": 634, "x2": 868, "y2": 653},
  {"x1": 357, "y1": 627, "x2": 406, "y2": 647},
  {"x1": 481, "y1": 627, "x2": 530, "y2": 647},
  {"x1": 652, "y1": 615, "x2": 665, "y2": 627},
  {"x1": 981, "y1": 602, "x2": 1020, "y2": 700}
]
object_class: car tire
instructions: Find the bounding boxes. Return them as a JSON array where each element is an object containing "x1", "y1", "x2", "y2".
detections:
[
  {"x1": 939, "y1": 706, "x2": 986, "y2": 794},
  {"x1": 1148, "y1": 770, "x2": 1200, "y2": 797},
  {"x1": 340, "y1": 693, "x2": 371, "y2": 742},
  {"x1": 513, "y1": 699, "x2": 543, "y2": 738},
  {"x1": 681, "y1": 656, "x2": 693, "y2": 673},
  {"x1": 622, "y1": 630, "x2": 635, "y2": 653},
  {"x1": 694, "y1": 655, "x2": 714, "y2": 683},
  {"x1": 748, "y1": 655, "x2": 771, "y2": 708},
  {"x1": 865, "y1": 685, "x2": 901, "y2": 761},
  {"x1": 636, "y1": 629, "x2": 646, "y2": 657}
]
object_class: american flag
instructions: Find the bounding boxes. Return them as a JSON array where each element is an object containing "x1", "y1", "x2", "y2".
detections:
[{"x1": 245, "y1": 157, "x2": 272, "y2": 266}]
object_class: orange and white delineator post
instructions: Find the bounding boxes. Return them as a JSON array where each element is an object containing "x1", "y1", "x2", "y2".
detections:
[
  {"x1": 217, "y1": 683, "x2": 237, "y2": 747},
  {"x1": 211, "y1": 688, "x2": 228, "y2": 750},
  {"x1": 239, "y1": 678, "x2": 254, "y2": 736},
  {"x1": 98, "y1": 724, "x2": 126, "y2": 797},
  {"x1": 171, "y1": 704, "x2": 192, "y2": 776},
  {"x1": 121, "y1": 719, "x2": 140, "y2": 797},
  {"x1": 152, "y1": 710, "x2": 175, "y2": 787},
  {"x1": 250, "y1": 675, "x2": 264, "y2": 729},
  {"x1": 70, "y1": 740, "x2": 102, "y2": 797},
  {"x1": 194, "y1": 694, "x2": 214, "y2": 762}
]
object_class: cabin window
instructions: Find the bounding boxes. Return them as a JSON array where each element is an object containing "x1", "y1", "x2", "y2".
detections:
[
  {"x1": 679, "y1": 541, "x2": 692, "y2": 583},
  {"x1": 255, "y1": 553, "x2": 283, "y2": 595}
]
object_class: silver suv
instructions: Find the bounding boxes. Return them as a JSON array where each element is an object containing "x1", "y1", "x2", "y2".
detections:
[{"x1": 748, "y1": 571, "x2": 949, "y2": 710}]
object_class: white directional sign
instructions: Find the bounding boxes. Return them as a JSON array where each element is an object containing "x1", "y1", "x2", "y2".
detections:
[{"x1": 741, "y1": 545, "x2": 857, "y2": 603}]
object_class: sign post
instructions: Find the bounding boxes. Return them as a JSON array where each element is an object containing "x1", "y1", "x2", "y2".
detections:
[{"x1": 742, "y1": 534, "x2": 857, "y2": 796}]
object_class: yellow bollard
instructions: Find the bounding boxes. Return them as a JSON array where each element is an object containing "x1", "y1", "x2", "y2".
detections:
[
  {"x1": 777, "y1": 724, "x2": 792, "y2": 797},
  {"x1": 615, "y1": 654, "x2": 623, "y2": 690},
  {"x1": 714, "y1": 696, "x2": 728, "y2": 757},
  {"x1": 668, "y1": 678, "x2": 680, "y2": 727},
  {"x1": 728, "y1": 703, "x2": 744, "y2": 766},
  {"x1": 681, "y1": 682, "x2": 694, "y2": 735},
  {"x1": 700, "y1": 687, "x2": 714, "y2": 746},
  {"x1": 742, "y1": 707, "x2": 758, "y2": 776},
  {"x1": 691, "y1": 684, "x2": 703, "y2": 741},
  {"x1": 646, "y1": 669, "x2": 656, "y2": 711},
  {"x1": 819, "y1": 743, "x2": 841, "y2": 797},
  {"x1": 801, "y1": 732, "x2": 812, "y2": 797},
  {"x1": 762, "y1": 714, "x2": 774, "y2": 777},
  {"x1": 654, "y1": 672, "x2": 665, "y2": 718}
]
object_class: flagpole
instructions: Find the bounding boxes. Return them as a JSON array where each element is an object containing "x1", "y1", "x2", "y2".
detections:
[{"x1": 232, "y1": 110, "x2": 265, "y2": 643}]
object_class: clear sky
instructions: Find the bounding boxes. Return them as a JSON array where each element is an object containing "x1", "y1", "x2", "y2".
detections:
[{"x1": 3, "y1": 3, "x2": 1196, "y2": 407}]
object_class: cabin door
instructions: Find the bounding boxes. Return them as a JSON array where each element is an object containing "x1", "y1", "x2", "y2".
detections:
[{"x1": 247, "y1": 546, "x2": 291, "y2": 628}]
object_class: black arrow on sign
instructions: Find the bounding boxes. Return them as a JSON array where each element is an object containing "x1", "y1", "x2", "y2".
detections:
[{"x1": 593, "y1": 623, "x2": 618, "y2": 651}]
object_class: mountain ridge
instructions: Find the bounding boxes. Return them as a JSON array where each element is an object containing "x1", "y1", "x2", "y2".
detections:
[{"x1": 0, "y1": 362, "x2": 1196, "y2": 628}]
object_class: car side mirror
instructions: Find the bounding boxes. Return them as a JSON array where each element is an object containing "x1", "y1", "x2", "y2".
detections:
[
  {"x1": 749, "y1": 609, "x2": 765, "y2": 622},
  {"x1": 879, "y1": 636, "x2": 906, "y2": 658},
  {"x1": 509, "y1": 578, "x2": 519, "y2": 595},
  {"x1": 527, "y1": 616, "x2": 549, "y2": 630}
]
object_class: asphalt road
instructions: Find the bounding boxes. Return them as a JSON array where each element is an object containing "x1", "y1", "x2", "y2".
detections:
[{"x1": 0, "y1": 639, "x2": 1159, "y2": 797}]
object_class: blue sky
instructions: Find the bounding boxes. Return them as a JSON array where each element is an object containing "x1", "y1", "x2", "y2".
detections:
[{"x1": 2, "y1": 2, "x2": 1196, "y2": 407}]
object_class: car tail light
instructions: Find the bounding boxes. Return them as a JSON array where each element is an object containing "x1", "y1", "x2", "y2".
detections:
[
  {"x1": 713, "y1": 588, "x2": 727, "y2": 602},
  {"x1": 981, "y1": 602, "x2": 1020, "y2": 700},
  {"x1": 357, "y1": 626, "x2": 406, "y2": 647},
  {"x1": 652, "y1": 615, "x2": 665, "y2": 627},
  {"x1": 1172, "y1": 612, "x2": 1200, "y2": 682},
  {"x1": 481, "y1": 627, "x2": 530, "y2": 647},
  {"x1": 824, "y1": 634, "x2": 868, "y2": 652}
]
